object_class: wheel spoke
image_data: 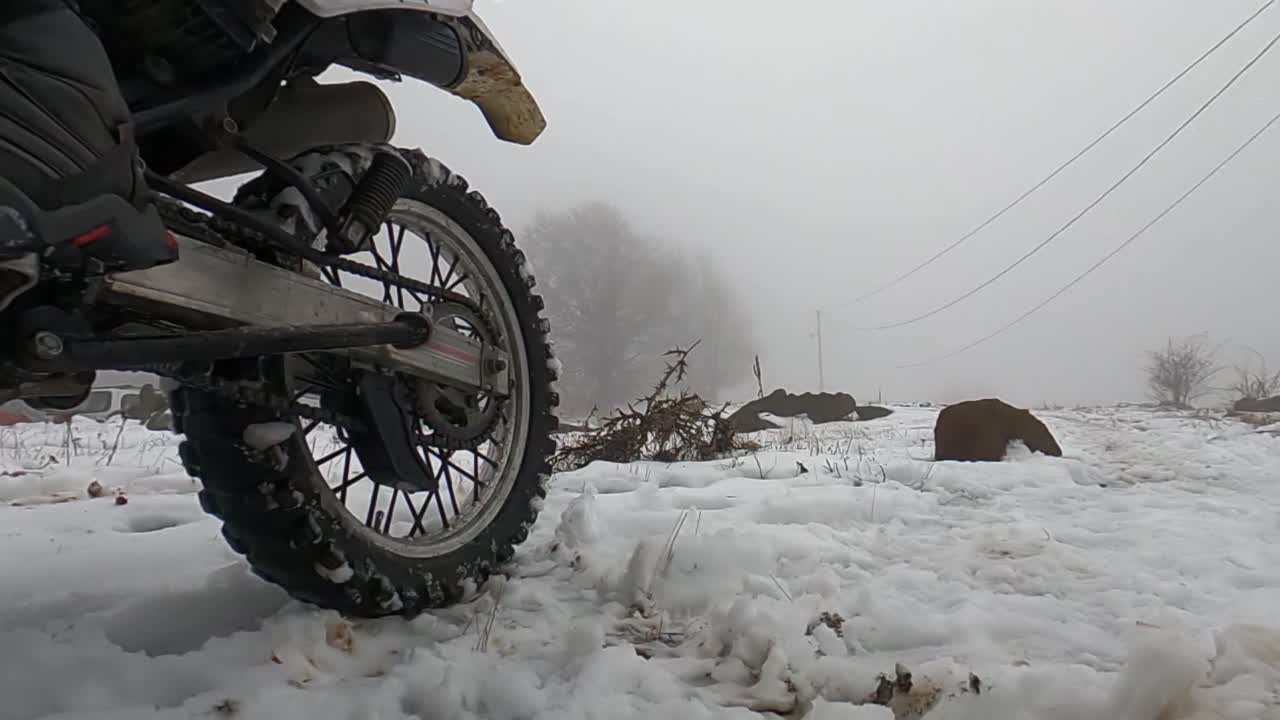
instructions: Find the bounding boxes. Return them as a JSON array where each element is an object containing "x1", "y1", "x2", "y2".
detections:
[
  {"x1": 405, "y1": 287, "x2": 427, "y2": 309},
  {"x1": 390, "y1": 225, "x2": 408, "y2": 309},
  {"x1": 427, "y1": 448, "x2": 482, "y2": 487},
  {"x1": 283, "y1": 208, "x2": 523, "y2": 547},
  {"x1": 382, "y1": 488, "x2": 401, "y2": 534},
  {"x1": 392, "y1": 224, "x2": 406, "y2": 258},
  {"x1": 403, "y1": 491, "x2": 432, "y2": 538},
  {"x1": 370, "y1": 245, "x2": 397, "y2": 304},
  {"x1": 445, "y1": 273, "x2": 470, "y2": 292},
  {"x1": 442, "y1": 462, "x2": 462, "y2": 515},
  {"x1": 432, "y1": 233, "x2": 462, "y2": 291},
  {"x1": 451, "y1": 454, "x2": 482, "y2": 485},
  {"x1": 300, "y1": 417, "x2": 322, "y2": 436},
  {"x1": 433, "y1": 481, "x2": 451, "y2": 530},
  {"x1": 428, "y1": 238, "x2": 445, "y2": 288},
  {"x1": 439, "y1": 256, "x2": 459, "y2": 291},
  {"x1": 365, "y1": 480, "x2": 382, "y2": 527},
  {"x1": 333, "y1": 470, "x2": 367, "y2": 497},
  {"x1": 315, "y1": 446, "x2": 348, "y2": 467},
  {"x1": 338, "y1": 447, "x2": 352, "y2": 492}
]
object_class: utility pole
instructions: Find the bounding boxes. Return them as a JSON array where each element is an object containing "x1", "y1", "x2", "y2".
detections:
[{"x1": 815, "y1": 309, "x2": 825, "y2": 392}]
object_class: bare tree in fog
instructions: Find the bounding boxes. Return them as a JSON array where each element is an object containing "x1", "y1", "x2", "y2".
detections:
[
  {"x1": 1145, "y1": 334, "x2": 1221, "y2": 408},
  {"x1": 1228, "y1": 347, "x2": 1280, "y2": 404},
  {"x1": 523, "y1": 202, "x2": 755, "y2": 414}
]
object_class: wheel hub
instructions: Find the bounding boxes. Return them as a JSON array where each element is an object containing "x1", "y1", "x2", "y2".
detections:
[
  {"x1": 416, "y1": 381, "x2": 496, "y2": 445},
  {"x1": 415, "y1": 300, "x2": 503, "y2": 450}
]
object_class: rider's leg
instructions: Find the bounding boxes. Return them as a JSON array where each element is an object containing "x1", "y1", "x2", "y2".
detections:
[{"x1": 0, "y1": 0, "x2": 178, "y2": 272}]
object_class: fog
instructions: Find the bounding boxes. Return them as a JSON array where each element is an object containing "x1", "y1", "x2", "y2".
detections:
[{"x1": 365, "y1": 0, "x2": 1280, "y2": 408}]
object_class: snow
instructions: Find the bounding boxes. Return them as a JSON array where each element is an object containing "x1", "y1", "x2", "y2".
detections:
[
  {"x1": 243, "y1": 421, "x2": 298, "y2": 451},
  {"x1": 4, "y1": 407, "x2": 1280, "y2": 719}
]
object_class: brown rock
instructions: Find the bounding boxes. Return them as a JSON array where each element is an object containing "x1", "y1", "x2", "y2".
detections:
[{"x1": 933, "y1": 398, "x2": 1062, "y2": 462}]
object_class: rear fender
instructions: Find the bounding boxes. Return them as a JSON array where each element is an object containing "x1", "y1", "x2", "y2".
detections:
[
  {"x1": 297, "y1": 1, "x2": 545, "y2": 144},
  {"x1": 446, "y1": 12, "x2": 546, "y2": 145}
]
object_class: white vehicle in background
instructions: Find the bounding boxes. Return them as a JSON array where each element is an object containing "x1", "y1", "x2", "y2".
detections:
[{"x1": 0, "y1": 386, "x2": 166, "y2": 425}]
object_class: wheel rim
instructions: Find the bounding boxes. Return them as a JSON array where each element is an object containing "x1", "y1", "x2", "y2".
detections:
[{"x1": 285, "y1": 199, "x2": 531, "y2": 558}]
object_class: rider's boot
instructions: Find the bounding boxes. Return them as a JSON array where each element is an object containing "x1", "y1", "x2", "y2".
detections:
[{"x1": 0, "y1": 0, "x2": 178, "y2": 307}]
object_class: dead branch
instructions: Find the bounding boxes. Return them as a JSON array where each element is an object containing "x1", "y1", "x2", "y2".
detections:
[{"x1": 552, "y1": 342, "x2": 757, "y2": 470}]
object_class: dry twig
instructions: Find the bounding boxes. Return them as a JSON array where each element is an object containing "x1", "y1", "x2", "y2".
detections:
[{"x1": 552, "y1": 342, "x2": 756, "y2": 470}]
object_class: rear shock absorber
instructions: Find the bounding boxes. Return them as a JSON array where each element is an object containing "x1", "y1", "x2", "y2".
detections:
[{"x1": 334, "y1": 150, "x2": 414, "y2": 253}]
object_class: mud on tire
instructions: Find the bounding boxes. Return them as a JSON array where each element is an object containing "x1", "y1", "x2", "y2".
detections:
[{"x1": 172, "y1": 147, "x2": 559, "y2": 617}]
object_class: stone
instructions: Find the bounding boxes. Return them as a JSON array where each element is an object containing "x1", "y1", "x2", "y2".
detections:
[
  {"x1": 854, "y1": 405, "x2": 893, "y2": 422},
  {"x1": 1234, "y1": 396, "x2": 1280, "y2": 413},
  {"x1": 933, "y1": 398, "x2": 1062, "y2": 462},
  {"x1": 728, "y1": 389, "x2": 856, "y2": 433}
]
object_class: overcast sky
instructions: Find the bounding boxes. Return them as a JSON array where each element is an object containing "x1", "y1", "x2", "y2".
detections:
[{"x1": 350, "y1": 0, "x2": 1280, "y2": 407}]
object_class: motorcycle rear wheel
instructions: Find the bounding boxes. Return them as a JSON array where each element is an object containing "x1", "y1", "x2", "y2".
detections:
[{"x1": 172, "y1": 146, "x2": 559, "y2": 617}]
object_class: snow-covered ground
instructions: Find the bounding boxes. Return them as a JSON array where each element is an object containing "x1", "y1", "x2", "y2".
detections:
[{"x1": 4, "y1": 406, "x2": 1280, "y2": 720}]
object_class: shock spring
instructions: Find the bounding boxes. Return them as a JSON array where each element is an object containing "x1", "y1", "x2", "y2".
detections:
[{"x1": 334, "y1": 151, "x2": 414, "y2": 252}]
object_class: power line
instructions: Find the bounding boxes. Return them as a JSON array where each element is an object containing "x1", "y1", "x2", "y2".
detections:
[
  {"x1": 850, "y1": 26, "x2": 1280, "y2": 332},
  {"x1": 896, "y1": 105, "x2": 1280, "y2": 370},
  {"x1": 826, "y1": 0, "x2": 1276, "y2": 311}
]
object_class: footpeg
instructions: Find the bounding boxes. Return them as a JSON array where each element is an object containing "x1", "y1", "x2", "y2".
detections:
[{"x1": 0, "y1": 178, "x2": 177, "y2": 275}]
